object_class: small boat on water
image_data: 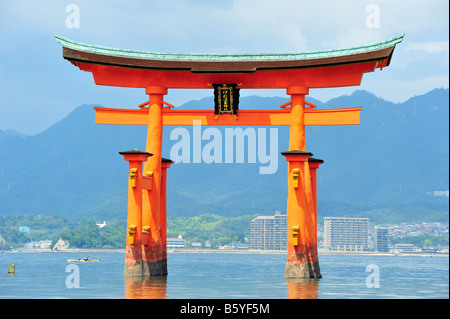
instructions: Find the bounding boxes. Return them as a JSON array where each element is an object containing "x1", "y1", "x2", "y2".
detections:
[{"x1": 67, "y1": 258, "x2": 100, "y2": 262}]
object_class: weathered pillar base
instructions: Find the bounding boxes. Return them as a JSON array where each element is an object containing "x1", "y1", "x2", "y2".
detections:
[
  {"x1": 142, "y1": 259, "x2": 167, "y2": 277},
  {"x1": 141, "y1": 242, "x2": 167, "y2": 276},
  {"x1": 124, "y1": 260, "x2": 167, "y2": 278},
  {"x1": 125, "y1": 246, "x2": 167, "y2": 278},
  {"x1": 285, "y1": 261, "x2": 322, "y2": 279},
  {"x1": 124, "y1": 259, "x2": 145, "y2": 278}
]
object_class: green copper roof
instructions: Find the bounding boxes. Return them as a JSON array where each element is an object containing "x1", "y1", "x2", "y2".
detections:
[{"x1": 55, "y1": 35, "x2": 403, "y2": 62}]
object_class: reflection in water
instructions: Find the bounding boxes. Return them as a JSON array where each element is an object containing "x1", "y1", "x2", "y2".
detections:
[
  {"x1": 285, "y1": 278, "x2": 320, "y2": 299},
  {"x1": 124, "y1": 276, "x2": 168, "y2": 299}
]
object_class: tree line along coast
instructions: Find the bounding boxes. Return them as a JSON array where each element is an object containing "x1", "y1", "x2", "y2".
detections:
[{"x1": 0, "y1": 213, "x2": 448, "y2": 252}]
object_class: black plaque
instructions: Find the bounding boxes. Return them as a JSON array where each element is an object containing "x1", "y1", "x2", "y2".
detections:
[{"x1": 213, "y1": 84, "x2": 240, "y2": 118}]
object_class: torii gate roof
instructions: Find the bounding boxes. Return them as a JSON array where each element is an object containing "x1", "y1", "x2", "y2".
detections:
[{"x1": 55, "y1": 35, "x2": 403, "y2": 89}]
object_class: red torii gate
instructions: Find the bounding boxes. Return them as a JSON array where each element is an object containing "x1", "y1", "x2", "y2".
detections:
[{"x1": 56, "y1": 35, "x2": 402, "y2": 279}]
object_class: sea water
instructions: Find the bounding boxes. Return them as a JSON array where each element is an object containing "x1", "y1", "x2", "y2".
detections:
[{"x1": 0, "y1": 252, "x2": 448, "y2": 299}]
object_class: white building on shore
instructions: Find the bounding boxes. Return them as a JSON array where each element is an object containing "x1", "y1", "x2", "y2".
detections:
[
  {"x1": 251, "y1": 211, "x2": 287, "y2": 250},
  {"x1": 324, "y1": 217, "x2": 369, "y2": 251},
  {"x1": 167, "y1": 235, "x2": 185, "y2": 249}
]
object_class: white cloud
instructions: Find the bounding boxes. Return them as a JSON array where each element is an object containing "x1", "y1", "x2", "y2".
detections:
[
  {"x1": 407, "y1": 41, "x2": 449, "y2": 53},
  {"x1": 375, "y1": 0, "x2": 449, "y2": 34}
]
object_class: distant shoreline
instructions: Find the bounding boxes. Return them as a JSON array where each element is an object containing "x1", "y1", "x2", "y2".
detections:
[{"x1": 3, "y1": 248, "x2": 448, "y2": 257}]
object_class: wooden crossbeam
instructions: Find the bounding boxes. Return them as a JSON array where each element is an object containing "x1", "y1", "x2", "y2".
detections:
[{"x1": 94, "y1": 106, "x2": 362, "y2": 126}]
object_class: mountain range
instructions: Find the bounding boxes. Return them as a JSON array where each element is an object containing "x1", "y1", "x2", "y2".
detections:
[{"x1": 0, "y1": 89, "x2": 448, "y2": 224}]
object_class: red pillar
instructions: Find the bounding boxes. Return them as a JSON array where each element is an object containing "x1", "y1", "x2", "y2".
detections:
[
  {"x1": 142, "y1": 86, "x2": 167, "y2": 276},
  {"x1": 308, "y1": 157, "x2": 324, "y2": 226},
  {"x1": 287, "y1": 86, "x2": 308, "y2": 151},
  {"x1": 308, "y1": 157, "x2": 324, "y2": 274},
  {"x1": 284, "y1": 85, "x2": 321, "y2": 279},
  {"x1": 119, "y1": 149, "x2": 152, "y2": 278},
  {"x1": 159, "y1": 157, "x2": 173, "y2": 275},
  {"x1": 282, "y1": 150, "x2": 321, "y2": 279}
]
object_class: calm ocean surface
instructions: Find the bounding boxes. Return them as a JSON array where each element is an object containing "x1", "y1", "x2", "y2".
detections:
[{"x1": 0, "y1": 252, "x2": 448, "y2": 299}]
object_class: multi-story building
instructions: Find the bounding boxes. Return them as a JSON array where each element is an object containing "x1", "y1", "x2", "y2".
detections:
[
  {"x1": 167, "y1": 235, "x2": 185, "y2": 249},
  {"x1": 251, "y1": 211, "x2": 287, "y2": 250},
  {"x1": 374, "y1": 226, "x2": 389, "y2": 252},
  {"x1": 392, "y1": 243, "x2": 418, "y2": 253},
  {"x1": 324, "y1": 217, "x2": 369, "y2": 251}
]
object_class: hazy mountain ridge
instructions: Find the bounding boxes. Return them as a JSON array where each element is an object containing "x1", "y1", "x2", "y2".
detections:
[
  {"x1": 0, "y1": 129, "x2": 28, "y2": 142},
  {"x1": 0, "y1": 89, "x2": 448, "y2": 223}
]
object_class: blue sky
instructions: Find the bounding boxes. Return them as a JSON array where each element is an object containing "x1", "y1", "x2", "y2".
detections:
[{"x1": 0, "y1": 0, "x2": 448, "y2": 135}]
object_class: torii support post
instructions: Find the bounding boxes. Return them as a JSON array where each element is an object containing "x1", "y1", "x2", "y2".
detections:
[
  {"x1": 159, "y1": 157, "x2": 174, "y2": 275},
  {"x1": 308, "y1": 157, "x2": 324, "y2": 229},
  {"x1": 308, "y1": 157, "x2": 324, "y2": 273},
  {"x1": 283, "y1": 85, "x2": 321, "y2": 279},
  {"x1": 119, "y1": 150, "x2": 153, "y2": 278},
  {"x1": 282, "y1": 150, "x2": 321, "y2": 279},
  {"x1": 120, "y1": 150, "x2": 172, "y2": 278},
  {"x1": 141, "y1": 86, "x2": 168, "y2": 276}
]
